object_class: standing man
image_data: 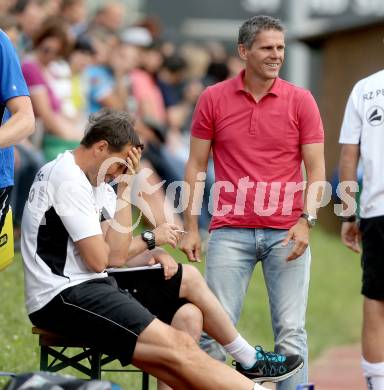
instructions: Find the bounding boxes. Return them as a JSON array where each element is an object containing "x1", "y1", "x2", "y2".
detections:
[
  {"x1": 339, "y1": 70, "x2": 384, "y2": 390},
  {"x1": 0, "y1": 28, "x2": 34, "y2": 235},
  {"x1": 181, "y1": 15, "x2": 325, "y2": 389}
]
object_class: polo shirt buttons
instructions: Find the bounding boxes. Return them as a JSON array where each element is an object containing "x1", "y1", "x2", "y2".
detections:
[{"x1": 250, "y1": 107, "x2": 259, "y2": 135}]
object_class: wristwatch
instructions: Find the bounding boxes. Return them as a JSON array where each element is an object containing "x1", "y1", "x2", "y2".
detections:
[
  {"x1": 141, "y1": 230, "x2": 156, "y2": 250},
  {"x1": 300, "y1": 213, "x2": 317, "y2": 228},
  {"x1": 339, "y1": 214, "x2": 357, "y2": 223}
]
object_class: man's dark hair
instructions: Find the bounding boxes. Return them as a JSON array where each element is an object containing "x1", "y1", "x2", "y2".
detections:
[
  {"x1": 81, "y1": 109, "x2": 141, "y2": 152},
  {"x1": 238, "y1": 15, "x2": 285, "y2": 49}
]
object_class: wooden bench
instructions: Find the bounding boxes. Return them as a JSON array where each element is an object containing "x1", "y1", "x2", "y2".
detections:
[{"x1": 32, "y1": 327, "x2": 149, "y2": 389}]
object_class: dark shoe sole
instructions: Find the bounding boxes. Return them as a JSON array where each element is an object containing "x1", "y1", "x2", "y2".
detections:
[{"x1": 253, "y1": 361, "x2": 304, "y2": 383}]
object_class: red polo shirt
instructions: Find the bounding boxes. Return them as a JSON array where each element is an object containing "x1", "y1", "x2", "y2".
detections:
[{"x1": 191, "y1": 70, "x2": 324, "y2": 231}]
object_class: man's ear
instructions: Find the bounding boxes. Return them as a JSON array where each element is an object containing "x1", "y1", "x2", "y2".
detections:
[
  {"x1": 93, "y1": 140, "x2": 109, "y2": 156},
  {"x1": 238, "y1": 44, "x2": 248, "y2": 61}
]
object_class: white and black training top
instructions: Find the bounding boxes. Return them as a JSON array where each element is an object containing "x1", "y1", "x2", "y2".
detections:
[
  {"x1": 339, "y1": 69, "x2": 384, "y2": 218},
  {"x1": 21, "y1": 151, "x2": 116, "y2": 315}
]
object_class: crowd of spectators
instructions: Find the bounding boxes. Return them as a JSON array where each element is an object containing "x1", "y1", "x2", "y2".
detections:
[{"x1": 0, "y1": 0, "x2": 245, "y2": 240}]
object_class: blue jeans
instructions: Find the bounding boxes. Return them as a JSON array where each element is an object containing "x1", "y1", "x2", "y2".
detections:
[{"x1": 201, "y1": 227, "x2": 310, "y2": 390}]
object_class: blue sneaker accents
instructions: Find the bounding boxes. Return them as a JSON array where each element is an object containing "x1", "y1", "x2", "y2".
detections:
[{"x1": 234, "y1": 346, "x2": 304, "y2": 383}]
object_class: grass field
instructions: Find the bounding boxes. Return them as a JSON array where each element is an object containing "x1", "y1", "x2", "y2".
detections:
[{"x1": 0, "y1": 227, "x2": 362, "y2": 389}]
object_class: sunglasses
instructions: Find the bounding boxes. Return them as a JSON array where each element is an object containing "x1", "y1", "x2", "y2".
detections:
[{"x1": 135, "y1": 143, "x2": 145, "y2": 151}]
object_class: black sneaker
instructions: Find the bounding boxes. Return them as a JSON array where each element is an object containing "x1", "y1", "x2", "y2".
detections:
[{"x1": 234, "y1": 346, "x2": 304, "y2": 383}]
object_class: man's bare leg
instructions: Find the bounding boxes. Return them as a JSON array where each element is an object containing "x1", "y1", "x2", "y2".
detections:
[
  {"x1": 179, "y1": 264, "x2": 242, "y2": 345},
  {"x1": 362, "y1": 298, "x2": 384, "y2": 362},
  {"x1": 157, "y1": 304, "x2": 203, "y2": 390},
  {"x1": 132, "y1": 318, "x2": 260, "y2": 390}
]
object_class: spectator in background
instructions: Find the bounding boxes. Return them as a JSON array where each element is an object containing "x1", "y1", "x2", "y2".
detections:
[
  {"x1": 140, "y1": 41, "x2": 164, "y2": 80},
  {"x1": 157, "y1": 54, "x2": 187, "y2": 108},
  {"x1": 0, "y1": 28, "x2": 34, "y2": 235},
  {"x1": 179, "y1": 43, "x2": 211, "y2": 81},
  {"x1": 68, "y1": 35, "x2": 95, "y2": 122},
  {"x1": 61, "y1": 0, "x2": 88, "y2": 38},
  {"x1": 115, "y1": 31, "x2": 192, "y2": 228},
  {"x1": 10, "y1": 0, "x2": 45, "y2": 54},
  {"x1": 119, "y1": 26, "x2": 167, "y2": 124},
  {"x1": 90, "y1": 2, "x2": 126, "y2": 34},
  {"x1": 165, "y1": 75, "x2": 214, "y2": 233},
  {"x1": 84, "y1": 28, "x2": 181, "y2": 228},
  {"x1": 339, "y1": 69, "x2": 384, "y2": 390},
  {"x1": 85, "y1": 28, "x2": 125, "y2": 113},
  {"x1": 22, "y1": 19, "x2": 83, "y2": 161},
  {"x1": 204, "y1": 40, "x2": 229, "y2": 85},
  {"x1": 36, "y1": 0, "x2": 62, "y2": 18}
]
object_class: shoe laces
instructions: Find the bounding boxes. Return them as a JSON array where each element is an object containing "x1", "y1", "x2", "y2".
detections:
[{"x1": 255, "y1": 346, "x2": 287, "y2": 363}]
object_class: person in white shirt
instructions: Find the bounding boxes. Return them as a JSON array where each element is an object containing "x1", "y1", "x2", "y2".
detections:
[
  {"x1": 22, "y1": 108, "x2": 303, "y2": 390},
  {"x1": 339, "y1": 69, "x2": 384, "y2": 390}
]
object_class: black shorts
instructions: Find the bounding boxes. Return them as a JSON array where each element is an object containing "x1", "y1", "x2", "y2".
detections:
[
  {"x1": 0, "y1": 186, "x2": 12, "y2": 234},
  {"x1": 360, "y1": 217, "x2": 384, "y2": 300},
  {"x1": 29, "y1": 264, "x2": 187, "y2": 366}
]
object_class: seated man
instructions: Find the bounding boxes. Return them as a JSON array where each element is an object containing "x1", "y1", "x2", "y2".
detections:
[{"x1": 21, "y1": 109, "x2": 303, "y2": 390}]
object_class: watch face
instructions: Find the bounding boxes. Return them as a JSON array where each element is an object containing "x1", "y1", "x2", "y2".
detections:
[{"x1": 143, "y1": 231, "x2": 153, "y2": 240}]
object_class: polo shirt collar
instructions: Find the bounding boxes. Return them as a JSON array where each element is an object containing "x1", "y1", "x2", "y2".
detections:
[{"x1": 235, "y1": 69, "x2": 282, "y2": 97}]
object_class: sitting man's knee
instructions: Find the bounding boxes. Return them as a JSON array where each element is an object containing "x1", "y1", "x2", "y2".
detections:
[
  {"x1": 135, "y1": 323, "x2": 200, "y2": 371},
  {"x1": 173, "y1": 303, "x2": 203, "y2": 341},
  {"x1": 164, "y1": 327, "x2": 202, "y2": 367},
  {"x1": 177, "y1": 303, "x2": 203, "y2": 324},
  {"x1": 182, "y1": 264, "x2": 205, "y2": 288}
]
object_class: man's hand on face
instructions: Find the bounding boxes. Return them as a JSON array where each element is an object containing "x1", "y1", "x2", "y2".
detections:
[
  {"x1": 125, "y1": 146, "x2": 142, "y2": 176},
  {"x1": 114, "y1": 146, "x2": 142, "y2": 193}
]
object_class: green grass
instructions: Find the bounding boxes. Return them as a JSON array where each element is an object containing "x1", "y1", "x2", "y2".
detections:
[{"x1": 0, "y1": 227, "x2": 362, "y2": 389}]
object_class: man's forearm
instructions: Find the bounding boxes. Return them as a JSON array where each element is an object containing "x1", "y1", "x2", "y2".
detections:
[
  {"x1": 105, "y1": 184, "x2": 133, "y2": 265},
  {"x1": 126, "y1": 235, "x2": 150, "y2": 259},
  {"x1": 303, "y1": 166, "x2": 326, "y2": 217},
  {"x1": 339, "y1": 144, "x2": 359, "y2": 212},
  {"x1": 301, "y1": 143, "x2": 325, "y2": 217},
  {"x1": 0, "y1": 110, "x2": 35, "y2": 147},
  {"x1": 184, "y1": 159, "x2": 205, "y2": 232}
]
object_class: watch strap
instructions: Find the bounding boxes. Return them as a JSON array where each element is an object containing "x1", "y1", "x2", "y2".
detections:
[
  {"x1": 300, "y1": 212, "x2": 317, "y2": 228},
  {"x1": 141, "y1": 230, "x2": 156, "y2": 250},
  {"x1": 340, "y1": 214, "x2": 357, "y2": 223}
]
